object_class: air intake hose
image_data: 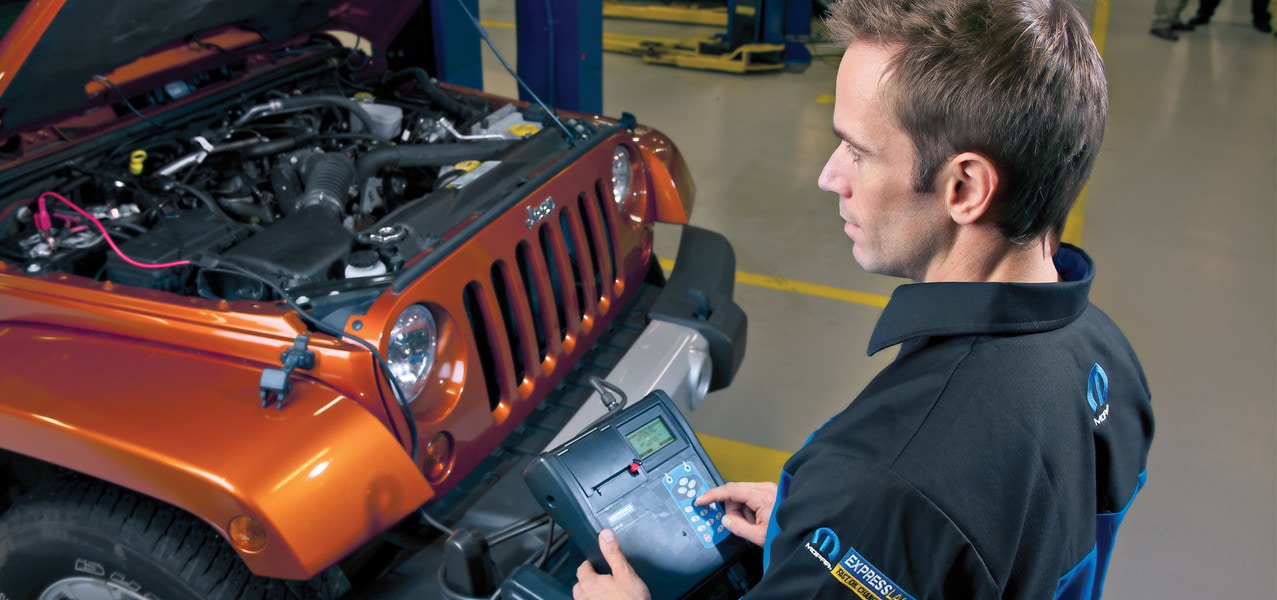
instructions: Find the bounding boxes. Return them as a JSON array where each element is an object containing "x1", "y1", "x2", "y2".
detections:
[{"x1": 299, "y1": 153, "x2": 356, "y2": 219}]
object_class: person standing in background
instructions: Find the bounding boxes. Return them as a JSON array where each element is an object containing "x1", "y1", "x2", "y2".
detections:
[
  {"x1": 1149, "y1": 0, "x2": 1197, "y2": 40},
  {"x1": 1182, "y1": 0, "x2": 1274, "y2": 32}
]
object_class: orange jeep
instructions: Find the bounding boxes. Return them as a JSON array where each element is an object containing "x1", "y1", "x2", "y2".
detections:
[{"x1": 0, "y1": 1, "x2": 745, "y2": 598}]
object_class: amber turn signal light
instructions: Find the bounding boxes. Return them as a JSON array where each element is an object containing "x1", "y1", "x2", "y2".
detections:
[
  {"x1": 229, "y1": 515, "x2": 268, "y2": 553},
  {"x1": 423, "y1": 432, "x2": 455, "y2": 483}
]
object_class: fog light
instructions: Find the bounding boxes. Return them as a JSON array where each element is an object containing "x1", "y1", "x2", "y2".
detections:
[
  {"x1": 423, "y1": 432, "x2": 455, "y2": 482},
  {"x1": 229, "y1": 516, "x2": 268, "y2": 553}
]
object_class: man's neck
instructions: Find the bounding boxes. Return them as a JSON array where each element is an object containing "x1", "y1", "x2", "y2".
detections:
[{"x1": 921, "y1": 227, "x2": 1059, "y2": 284}]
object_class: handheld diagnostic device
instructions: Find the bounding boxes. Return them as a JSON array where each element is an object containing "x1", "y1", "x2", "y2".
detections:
[{"x1": 523, "y1": 390, "x2": 746, "y2": 599}]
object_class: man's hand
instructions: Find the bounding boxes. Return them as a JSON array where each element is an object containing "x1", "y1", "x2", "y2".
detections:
[
  {"x1": 573, "y1": 529, "x2": 651, "y2": 600},
  {"x1": 695, "y1": 481, "x2": 778, "y2": 546}
]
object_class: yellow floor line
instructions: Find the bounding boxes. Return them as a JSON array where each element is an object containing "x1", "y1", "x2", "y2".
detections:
[
  {"x1": 1061, "y1": 1, "x2": 1107, "y2": 246},
  {"x1": 657, "y1": 258, "x2": 890, "y2": 308},
  {"x1": 480, "y1": 20, "x2": 515, "y2": 30}
]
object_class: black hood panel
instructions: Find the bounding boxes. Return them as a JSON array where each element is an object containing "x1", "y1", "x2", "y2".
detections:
[{"x1": 0, "y1": 0, "x2": 347, "y2": 131}]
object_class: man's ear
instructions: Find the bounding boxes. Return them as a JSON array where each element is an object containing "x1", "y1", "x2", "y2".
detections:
[{"x1": 940, "y1": 152, "x2": 999, "y2": 225}]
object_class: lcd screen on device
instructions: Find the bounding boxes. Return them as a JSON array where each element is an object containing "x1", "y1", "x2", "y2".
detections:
[{"x1": 626, "y1": 417, "x2": 675, "y2": 459}]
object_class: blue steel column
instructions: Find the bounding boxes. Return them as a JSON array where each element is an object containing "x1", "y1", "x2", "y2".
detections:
[
  {"x1": 516, "y1": 0, "x2": 603, "y2": 114},
  {"x1": 431, "y1": 0, "x2": 483, "y2": 89},
  {"x1": 781, "y1": 0, "x2": 812, "y2": 69},
  {"x1": 756, "y1": 0, "x2": 812, "y2": 70}
]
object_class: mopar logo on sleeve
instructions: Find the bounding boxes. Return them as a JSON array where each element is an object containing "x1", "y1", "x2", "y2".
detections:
[
  {"x1": 803, "y1": 527, "x2": 841, "y2": 569},
  {"x1": 831, "y1": 547, "x2": 916, "y2": 600},
  {"x1": 1087, "y1": 363, "x2": 1111, "y2": 426}
]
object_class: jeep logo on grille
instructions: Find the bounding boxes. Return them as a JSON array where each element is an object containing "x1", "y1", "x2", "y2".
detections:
[{"x1": 526, "y1": 197, "x2": 556, "y2": 229}]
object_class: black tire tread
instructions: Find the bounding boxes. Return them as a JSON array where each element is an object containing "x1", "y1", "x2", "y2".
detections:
[{"x1": 0, "y1": 474, "x2": 335, "y2": 600}]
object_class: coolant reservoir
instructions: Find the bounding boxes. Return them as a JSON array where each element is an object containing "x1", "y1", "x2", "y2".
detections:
[
  {"x1": 345, "y1": 250, "x2": 388, "y2": 278},
  {"x1": 351, "y1": 93, "x2": 404, "y2": 140}
]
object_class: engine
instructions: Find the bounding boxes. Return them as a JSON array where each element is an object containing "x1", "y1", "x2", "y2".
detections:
[{"x1": 0, "y1": 67, "x2": 558, "y2": 305}]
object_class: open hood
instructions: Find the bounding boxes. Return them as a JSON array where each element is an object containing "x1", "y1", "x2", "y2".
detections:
[{"x1": 0, "y1": 0, "x2": 421, "y2": 133}]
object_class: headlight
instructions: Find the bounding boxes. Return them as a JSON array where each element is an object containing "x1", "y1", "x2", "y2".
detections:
[
  {"x1": 611, "y1": 145, "x2": 633, "y2": 205},
  {"x1": 387, "y1": 305, "x2": 437, "y2": 401}
]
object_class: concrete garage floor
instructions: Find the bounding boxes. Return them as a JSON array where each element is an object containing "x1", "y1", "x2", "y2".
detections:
[{"x1": 362, "y1": 1, "x2": 1276, "y2": 597}]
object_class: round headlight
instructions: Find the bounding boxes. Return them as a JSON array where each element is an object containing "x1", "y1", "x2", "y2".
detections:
[
  {"x1": 387, "y1": 305, "x2": 437, "y2": 401},
  {"x1": 611, "y1": 145, "x2": 632, "y2": 205}
]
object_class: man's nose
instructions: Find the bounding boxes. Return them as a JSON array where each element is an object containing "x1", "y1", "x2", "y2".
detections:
[{"x1": 817, "y1": 151, "x2": 838, "y2": 193}]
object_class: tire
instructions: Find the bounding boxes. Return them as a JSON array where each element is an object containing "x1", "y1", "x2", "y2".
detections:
[{"x1": 0, "y1": 475, "x2": 345, "y2": 600}]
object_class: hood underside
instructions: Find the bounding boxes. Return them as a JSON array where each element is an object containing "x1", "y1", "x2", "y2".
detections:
[{"x1": 0, "y1": 0, "x2": 419, "y2": 133}]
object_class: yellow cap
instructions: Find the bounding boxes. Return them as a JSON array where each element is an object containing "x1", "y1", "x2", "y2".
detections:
[
  {"x1": 454, "y1": 160, "x2": 481, "y2": 172},
  {"x1": 508, "y1": 124, "x2": 541, "y2": 138},
  {"x1": 128, "y1": 150, "x2": 148, "y2": 176}
]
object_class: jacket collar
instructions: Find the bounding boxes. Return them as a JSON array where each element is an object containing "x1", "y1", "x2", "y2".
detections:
[{"x1": 867, "y1": 244, "x2": 1095, "y2": 355}]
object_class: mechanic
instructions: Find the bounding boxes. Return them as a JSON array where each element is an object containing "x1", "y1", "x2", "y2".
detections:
[{"x1": 573, "y1": 0, "x2": 1154, "y2": 598}]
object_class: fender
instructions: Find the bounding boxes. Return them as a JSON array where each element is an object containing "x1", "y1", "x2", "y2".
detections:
[
  {"x1": 0, "y1": 322, "x2": 434, "y2": 580},
  {"x1": 636, "y1": 127, "x2": 695, "y2": 224}
]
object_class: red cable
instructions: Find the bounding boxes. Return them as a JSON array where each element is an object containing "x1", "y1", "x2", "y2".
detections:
[{"x1": 37, "y1": 191, "x2": 191, "y2": 269}]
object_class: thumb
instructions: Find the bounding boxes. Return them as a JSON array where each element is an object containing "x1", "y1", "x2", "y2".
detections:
[
  {"x1": 598, "y1": 529, "x2": 631, "y2": 574},
  {"x1": 720, "y1": 514, "x2": 743, "y2": 535}
]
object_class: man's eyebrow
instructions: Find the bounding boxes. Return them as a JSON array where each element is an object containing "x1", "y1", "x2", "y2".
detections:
[{"x1": 832, "y1": 126, "x2": 872, "y2": 156}]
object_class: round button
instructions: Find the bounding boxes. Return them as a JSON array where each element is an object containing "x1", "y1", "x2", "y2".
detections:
[
  {"x1": 699, "y1": 509, "x2": 708, "y2": 516},
  {"x1": 684, "y1": 506, "x2": 693, "y2": 513},
  {"x1": 703, "y1": 534, "x2": 712, "y2": 542},
  {"x1": 684, "y1": 463, "x2": 692, "y2": 472},
  {"x1": 697, "y1": 525, "x2": 706, "y2": 532},
  {"x1": 678, "y1": 487, "x2": 687, "y2": 495},
  {"x1": 679, "y1": 477, "x2": 688, "y2": 486},
  {"x1": 690, "y1": 516, "x2": 700, "y2": 523},
  {"x1": 685, "y1": 489, "x2": 696, "y2": 498},
  {"x1": 688, "y1": 480, "x2": 698, "y2": 489}
]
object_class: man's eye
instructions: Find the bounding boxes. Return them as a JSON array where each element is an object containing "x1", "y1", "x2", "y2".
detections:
[{"x1": 844, "y1": 143, "x2": 861, "y2": 161}]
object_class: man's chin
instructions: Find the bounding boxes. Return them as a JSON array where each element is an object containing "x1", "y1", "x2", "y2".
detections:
[{"x1": 850, "y1": 245, "x2": 875, "y2": 273}]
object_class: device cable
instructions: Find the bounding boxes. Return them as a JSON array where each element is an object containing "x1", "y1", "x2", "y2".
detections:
[{"x1": 451, "y1": 0, "x2": 577, "y2": 143}]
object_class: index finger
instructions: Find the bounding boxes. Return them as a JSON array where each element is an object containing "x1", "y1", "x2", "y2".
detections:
[{"x1": 695, "y1": 481, "x2": 773, "y2": 505}]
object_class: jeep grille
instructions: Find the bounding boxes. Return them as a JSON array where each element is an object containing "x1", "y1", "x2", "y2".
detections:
[{"x1": 464, "y1": 181, "x2": 619, "y2": 412}]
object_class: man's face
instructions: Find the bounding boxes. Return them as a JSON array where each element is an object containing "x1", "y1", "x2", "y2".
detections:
[{"x1": 818, "y1": 42, "x2": 949, "y2": 282}]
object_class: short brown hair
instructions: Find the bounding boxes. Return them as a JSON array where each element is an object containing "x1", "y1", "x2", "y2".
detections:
[{"x1": 825, "y1": 0, "x2": 1107, "y2": 242}]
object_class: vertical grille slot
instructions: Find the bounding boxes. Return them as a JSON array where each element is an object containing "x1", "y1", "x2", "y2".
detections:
[
  {"x1": 585, "y1": 181, "x2": 618, "y2": 295},
  {"x1": 559, "y1": 205, "x2": 597, "y2": 317},
  {"x1": 516, "y1": 242, "x2": 550, "y2": 362},
  {"x1": 463, "y1": 283, "x2": 502, "y2": 411},
  {"x1": 539, "y1": 223, "x2": 579, "y2": 337},
  {"x1": 491, "y1": 261, "x2": 527, "y2": 386},
  {"x1": 577, "y1": 193, "x2": 604, "y2": 296}
]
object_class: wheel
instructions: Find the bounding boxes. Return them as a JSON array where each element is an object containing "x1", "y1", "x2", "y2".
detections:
[{"x1": 0, "y1": 475, "x2": 345, "y2": 600}]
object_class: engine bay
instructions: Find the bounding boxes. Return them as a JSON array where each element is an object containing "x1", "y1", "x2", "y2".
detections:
[{"x1": 0, "y1": 58, "x2": 575, "y2": 307}]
